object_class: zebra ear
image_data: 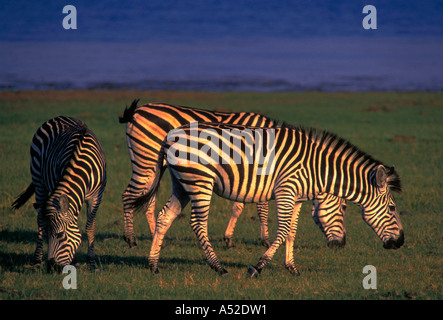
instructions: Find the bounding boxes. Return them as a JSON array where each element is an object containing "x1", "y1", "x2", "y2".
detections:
[
  {"x1": 58, "y1": 194, "x2": 70, "y2": 213},
  {"x1": 375, "y1": 165, "x2": 387, "y2": 188}
]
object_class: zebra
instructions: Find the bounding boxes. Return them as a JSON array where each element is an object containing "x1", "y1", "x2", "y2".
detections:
[
  {"x1": 11, "y1": 116, "x2": 107, "y2": 271},
  {"x1": 119, "y1": 100, "x2": 347, "y2": 249},
  {"x1": 134, "y1": 121, "x2": 404, "y2": 277}
]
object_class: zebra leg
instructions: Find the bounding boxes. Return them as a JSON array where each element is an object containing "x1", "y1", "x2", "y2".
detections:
[
  {"x1": 122, "y1": 184, "x2": 156, "y2": 248},
  {"x1": 122, "y1": 186, "x2": 139, "y2": 248},
  {"x1": 223, "y1": 202, "x2": 244, "y2": 249},
  {"x1": 223, "y1": 202, "x2": 270, "y2": 249},
  {"x1": 85, "y1": 196, "x2": 102, "y2": 271},
  {"x1": 285, "y1": 201, "x2": 303, "y2": 276},
  {"x1": 32, "y1": 189, "x2": 47, "y2": 267},
  {"x1": 190, "y1": 196, "x2": 228, "y2": 276},
  {"x1": 148, "y1": 193, "x2": 189, "y2": 274},
  {"x1": 33, "y1": 210, "x2": 45, "y2": 267},
  {"x1": 145, "y1": 190, "x2": 158, "y2": 236},
  {"x1": 122, "y1": 171, "x2": 157, "y2": 248},
  {"x1": 257, "y1": 202, "x2": 271, "y2": 248},
  {"x1": 248, "y1": 193, "x2": 297, "y2": 278},
  {"x1": 122, "y1": 165, "x2": 165, "y2": 248}
]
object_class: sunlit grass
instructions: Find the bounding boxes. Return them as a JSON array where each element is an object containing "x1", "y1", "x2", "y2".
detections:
[{"x1": 0, "y1": 90, "x2": 441, "y2": 300}]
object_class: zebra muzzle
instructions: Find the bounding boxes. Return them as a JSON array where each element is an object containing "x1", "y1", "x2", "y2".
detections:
[
  {"x1": 327, "y1": 234, "x2": 346, "y2": 249},
  {"x1": 47, "y1": 258, "x2": 64, "y2": 273},
  {"x1": 123, "y1": 234, "x2": 138, "y2": 249},
  {"x1": 383, "y1": 230, "x2": 404, "y2": 249}
]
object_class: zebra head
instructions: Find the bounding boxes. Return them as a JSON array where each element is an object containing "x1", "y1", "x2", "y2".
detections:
[
  {"x1": 361, "y1": 165, "x2": 404, "y2": 250},
  {"x1": 45, "y1": 193, "x2": 82, "y2": 271},
  {"x1": 311, "y1": 194, "x2": 347, "y2": 248}
]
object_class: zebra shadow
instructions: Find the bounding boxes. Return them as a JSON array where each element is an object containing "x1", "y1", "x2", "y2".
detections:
[
  {"x1": 0, "y1": 229, "x2": 37, "y2": 245},
  {"x1": 0, "y1": 252, "x2": 35, "y2": 271},
  {"x1": 134, "y1": 256, "x2": 251, "y2": 271},
  {"x1": 0, "y1": 230, "x2": 253, "y2": 271},
  {"x1": 0, "y1": 251, "x2": 250, "y2": 273},
  {"x1": 94, "y1": 254, "x2": 218, "y2": 271}
]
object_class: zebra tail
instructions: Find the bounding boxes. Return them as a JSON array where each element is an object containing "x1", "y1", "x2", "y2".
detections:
[
  {"x1": 119, "y1": 99, "x2": 140, "y2": 123},
  {"x1": 11, "y1": 183, "x2": 35, "y2": 210},
  {"x1": 131, "y1": 146, "x2": 166, "y2": 213}
]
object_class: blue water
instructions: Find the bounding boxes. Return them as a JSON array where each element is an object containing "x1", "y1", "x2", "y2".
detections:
[{"x1": 1, "y1": 0, "x2": 442, "y2": 91}]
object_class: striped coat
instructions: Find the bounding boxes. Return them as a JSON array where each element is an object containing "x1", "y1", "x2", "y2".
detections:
[
  {"x1": 120, "y1": 100, "x2": 347, "y2": 249},
  {"x1": 139, "y1": 122, "x2": 403, "y2": 276},
  {"x1": 12, "y1": 116, "x2": 106, "y2": 270}
]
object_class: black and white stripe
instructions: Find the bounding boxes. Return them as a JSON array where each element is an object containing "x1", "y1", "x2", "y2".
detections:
[{"x1": 12, "y1": 116, "x2": 106, "y2": 270}]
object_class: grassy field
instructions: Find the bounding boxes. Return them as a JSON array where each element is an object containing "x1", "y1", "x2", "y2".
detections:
[{"x1": 0, "y1": 90, "x2": 441, "y2": 300}]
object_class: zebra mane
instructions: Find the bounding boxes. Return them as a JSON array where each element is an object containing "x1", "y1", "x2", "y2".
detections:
[
  {"x1": 57, "y1": 119, "x2": 89, "y2": 192},
  {"x1": 279, "y1": 121, "x2": 402, "y2": 193},
  {"x1": 119, "y1": 99, "x2": 140, "y2": 123},
  {"x1": 385, "y1": 166, "x2": 402, "y2": 193},
  {"x1": 70, "y1": 120, "x2": 89, "y2": 160}
]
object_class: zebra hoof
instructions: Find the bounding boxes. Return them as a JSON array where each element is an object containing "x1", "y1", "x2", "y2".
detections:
[
  {"x1": 286, "y1": 265, "x2": 300, "y2": 276},
  {"x1": 124, "y1": 236, "x2": 138, "y2": 249},
  {"x1": 261, "y1": 238, "x2": 271, "y2": 248},
  {"x1": 33, "y1": 256, "x2": 43, "y2": 268},
  {"x1": 327, "y1": 239, "x2": 345, "y2": 249},
  {"x1": 89, "y1": 263, "x2": 100, "y2": 273},
  {"x1": 124, "y1": 235, "x2": 138, "y2": 249},
  {"x1": 47, "y1": 259, "x2": 63, "y2": 273},
  {"x1": 248, "y1": 266, "x2": 260, "y2": 279},
  {"x1": 218, "y1": 268, "x2": 229, "y2": 277},
  {"x1": 149, "y1": 266, "x2": 160, "y2": 275},
  {"x1": 129, "y1": 241, "x2": 138, "y2": 249},
  {"x1": 224, "y1": 236, "x2": 235, "y2": 249}
]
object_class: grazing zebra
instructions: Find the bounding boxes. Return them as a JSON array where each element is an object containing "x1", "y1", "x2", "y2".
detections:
[
  {"x1": 135, "y1": 121, "x2": 404, "y2": 277},
  {"x1": 119, "y1": 100, "x2": 347, "y2": 249},
  {"x1": 11, "y1": 116, "x2": 106, "y2": 271},
  {"x1": 312, "y1": 193, "x2": 347, "y2": 248}
]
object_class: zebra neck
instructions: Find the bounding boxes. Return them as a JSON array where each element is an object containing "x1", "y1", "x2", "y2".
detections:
[
  {"x1": 296, "y1": 128, "x2": 379, "y2": 205},
  {"x1": 320, "y1": 156, "x2": 377, "y2": 205}
]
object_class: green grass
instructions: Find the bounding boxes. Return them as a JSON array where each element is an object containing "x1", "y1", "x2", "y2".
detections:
[{"x1": 0, "y1": 90, "x2": 442, "y2": 300}]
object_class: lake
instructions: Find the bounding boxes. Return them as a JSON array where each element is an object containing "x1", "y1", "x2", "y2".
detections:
[{"x1": 1, "y1": 0, "x2": 442, "y2": 91}]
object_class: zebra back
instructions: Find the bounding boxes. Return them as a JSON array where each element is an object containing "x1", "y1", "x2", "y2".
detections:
[
  {"x1": 121, "y1": 100, "x2": 274, "y2": 204},
  {"x1": 31, "y1": 116, "x2": 106, "y2": 211}
]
